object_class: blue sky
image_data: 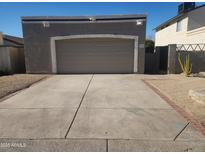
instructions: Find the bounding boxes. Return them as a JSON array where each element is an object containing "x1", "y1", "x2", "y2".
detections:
[{"x1": 0, "y1": 2, "x2": 204, "y2": 38}]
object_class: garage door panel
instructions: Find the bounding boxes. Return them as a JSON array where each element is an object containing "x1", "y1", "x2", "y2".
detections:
[
  {"x1": 57, "y1": 48, "x2": 132, "y2": 55},
  {"x1": 57, "y1": 52, "x2": 133, "y2": 58},
  {"x1": 58, "y1": 61, "x2": 133, "y2": 68},
  {"x1": 58, "y1": 63, "x2": 132, "y2": 69},
  {"x1": 58, "y1": 66, "x2": 132, "y2": 74},
  {"x1": 56, "y1": 38, "x2": 134, "y2": 73},
  {"x1": 57, "y1": 55, "x2": 133, "y2": 61}
]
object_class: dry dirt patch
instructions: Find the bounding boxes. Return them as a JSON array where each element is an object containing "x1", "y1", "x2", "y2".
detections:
[
  {"x1": 145, "y1": 75, "x2": 205, "y2": 127},
  {"x1": 0, "y1": 74, "x2": 49, "y2": 99}
]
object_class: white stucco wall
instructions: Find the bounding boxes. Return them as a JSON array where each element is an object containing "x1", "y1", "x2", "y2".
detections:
[
  {"x1": 155, "y1": 17, "x2": 188, "y2": 46},
  {"x1": 155, "y1": 6, "x2": 205, "y2": 46}
]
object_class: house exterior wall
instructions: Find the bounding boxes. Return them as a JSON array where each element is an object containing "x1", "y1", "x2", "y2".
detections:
[
  {"x1": 22, "y1": 20, "x2": 146, "y2": 74},
  {"x1": 155, "y1": 6, "x2": 205, "y2": 46},
  {"x1": 188, "y1": 6, "x2": 205, "y2": 31},
  {"x1": 155, "y1": 17, "x2": 189, "y2": 46}
]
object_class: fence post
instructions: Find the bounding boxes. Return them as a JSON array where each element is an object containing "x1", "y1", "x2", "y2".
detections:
[
  {"x1": 167, "y1": 44, "x2": 177, "y2": 74},
  {"x1": 0, "y1": 32, "x2": 3, "y2": 45}
]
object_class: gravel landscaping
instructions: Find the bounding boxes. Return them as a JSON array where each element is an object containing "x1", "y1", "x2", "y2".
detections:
[
  {"x1": 0, "y1": 74, "x2": 49, "y2": 99},
  {"x1": 145, "y1": 75, "x2": 205, "y2": 127}
]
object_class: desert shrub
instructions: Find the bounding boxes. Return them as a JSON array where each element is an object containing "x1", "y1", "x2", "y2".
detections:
[{"x1": 178, "y1": 53, "x2": 192, "y2": 77}]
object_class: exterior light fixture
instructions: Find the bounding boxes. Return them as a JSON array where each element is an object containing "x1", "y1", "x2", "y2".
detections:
[
  {"x1": 136, "y1": 20, "x2": 143, "y2": 26},
  {"x1": 89, "y1": 17, "x2": 96, "y2": 22}
]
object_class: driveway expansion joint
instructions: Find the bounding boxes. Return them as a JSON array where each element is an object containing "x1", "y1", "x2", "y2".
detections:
[
  {"x1": 173, "y1": 122, "x2": 190, "y2": 141},
  {"x1": 106, "y1": 139, "x2": 108, "y2": 152},
  {"x1": 64, "y1": 74, "x2": 94, "y2": 139}
]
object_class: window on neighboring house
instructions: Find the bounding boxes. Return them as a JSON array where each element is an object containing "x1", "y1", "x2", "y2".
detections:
[{"x1": 176, "y1": 20, "x2": 182, "y2": 32}]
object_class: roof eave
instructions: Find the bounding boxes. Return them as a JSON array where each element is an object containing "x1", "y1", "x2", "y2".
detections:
[
  {"x1": 153, "y1": 13, "x2": 186, "y2": 31},
  {"x1": 154, "y1": 4, "x2": 205, "y2": 31},
  {"x1": 21, "y1": 14, "x2": 147, "y2": 22}
]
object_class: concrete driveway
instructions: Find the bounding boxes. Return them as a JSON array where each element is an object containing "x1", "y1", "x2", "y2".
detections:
[{"x1": 0, "y1": 75, "x2": 204, "y2": 151}]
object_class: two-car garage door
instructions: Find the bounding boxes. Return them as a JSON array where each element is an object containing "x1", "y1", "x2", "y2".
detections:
[{"x1": 55, "y1": 38, "x2": 134, "y2": 74}]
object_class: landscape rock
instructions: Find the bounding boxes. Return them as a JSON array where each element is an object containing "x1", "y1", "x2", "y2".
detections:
[{"x1": 189, "y1": 89, "x2": 205, "y2": 105}]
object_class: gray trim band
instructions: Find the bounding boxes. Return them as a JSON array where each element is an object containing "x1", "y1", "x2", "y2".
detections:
[{"x1": 22, "y1": 19, "x2": 146, "y2": 24}]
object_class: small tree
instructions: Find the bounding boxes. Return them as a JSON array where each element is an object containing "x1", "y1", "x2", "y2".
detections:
[
  {"x1": 145, "y1": 39, "x2": 155, "y2": 53},
  {"x1": 178, "y1": 53, "x2": 192, "y2": 77}
]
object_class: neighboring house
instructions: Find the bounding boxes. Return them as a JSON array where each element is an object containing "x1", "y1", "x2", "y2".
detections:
[
  {"x1": 0, "y1": 32, "x2": 25, "y2": 73},
  {"x1": 155, "y1": 3, "x2": 205, "y2": 46},
  {"x1": 22, "y1": 14, "x2": 146, "y2": 74},
  {"x1": 1, "y1": 34, "x2": 24, "y2": 47},
  {"x1": 152, "y1": 3, "x2": 205, "y2": 75}
]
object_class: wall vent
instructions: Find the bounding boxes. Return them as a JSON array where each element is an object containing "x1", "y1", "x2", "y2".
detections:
[{"x1": 43, "y1": 21, "x2": 50, "y2": 28}]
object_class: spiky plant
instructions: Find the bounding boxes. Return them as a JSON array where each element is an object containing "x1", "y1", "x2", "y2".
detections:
[{"x1": 178, "y1": 53, "x2": 192, "y2": 77}]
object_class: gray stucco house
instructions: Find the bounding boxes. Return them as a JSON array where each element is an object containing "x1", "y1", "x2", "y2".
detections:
[{"x1": 22, "y1": 14, "x2": 146, "y2": 74}]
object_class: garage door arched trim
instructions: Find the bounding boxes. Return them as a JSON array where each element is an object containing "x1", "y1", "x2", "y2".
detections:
[{"x1": 50, "y1": 34, "x2": 138, "y2": 73}]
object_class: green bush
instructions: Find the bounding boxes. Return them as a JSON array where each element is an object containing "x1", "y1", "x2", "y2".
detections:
[{"x1": 145, "y1": 39, "x2": 155, "y2": 53}]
